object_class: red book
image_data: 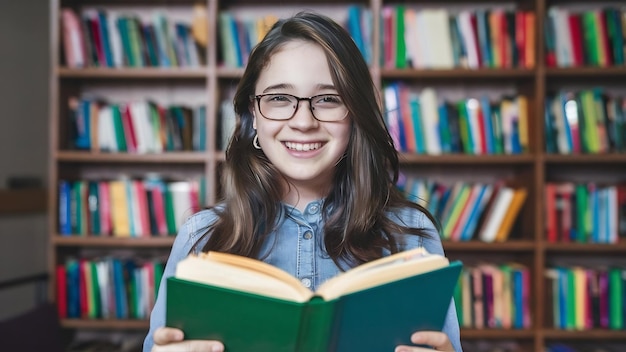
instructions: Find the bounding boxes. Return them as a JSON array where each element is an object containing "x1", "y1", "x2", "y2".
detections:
[
  {"x1": 568, "y1": 13, "x2": 584, "y2": 67},
  {"x1": 79, "y1": 259, "x2": 88, "y2": 318},
  {"x1": 146, "y1": 179, "x2": 168, "y2": 236},
  {"x1": 133, "y1": 180, "x2": 151, "y2": 237},
  {"x1": 515, "y1": 10, "x2": 526, "y2": 68},
  {"x1": 56, "y1": 265, "x2": 67, "y2": 318},
  {"x1": 122, "y1": 104, "x2": 138, "y2": 153},
  {"x1": 87, "y1": 15, "x2": 106, "y2": 66},
  {"x1": 469, "y1": 12, "x2": 482, "y2": 67},
  {"x1": 472, "y1": 267, "x2": 485, "y2": 328},
  {"x1": 98, "y1": 181, "x2": 111, "y2": 236}
]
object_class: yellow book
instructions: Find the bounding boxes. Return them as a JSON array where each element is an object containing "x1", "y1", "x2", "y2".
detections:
[
  {"x1": 517, "y1": 95, "x2": 529, "y2": 152},
  {"x1": 494, "y1": 188, "x2": 527, "y2": 242},
  {"x1": 109, "y1": 180, "x2": 130, "y2": 236}
]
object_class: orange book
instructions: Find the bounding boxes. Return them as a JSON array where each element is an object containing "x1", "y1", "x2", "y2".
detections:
[
  {"x1": 494, "y1": 188, "x2": 528, "y2": 242},
  {"x1": 524, "y1": 12, "x2": 536, "y2": 68}
]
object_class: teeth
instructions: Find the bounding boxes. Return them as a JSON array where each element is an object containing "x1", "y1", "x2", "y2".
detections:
[{"x1": 284, "y1": 142, "x2": 322, "y2": 151}]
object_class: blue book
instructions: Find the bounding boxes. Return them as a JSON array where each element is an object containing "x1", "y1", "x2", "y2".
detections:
[
  {"x1": 66, "y1": 259, "x2": 80, "y2": 318},
  {"x1": 58, "y1": 180, "x2": 72, "y2": 235},
  {"x1": 74, "y1": 100, "x2": 91, "y2": 150},
  {"x1": 475, "y1": 10, "x2": 492, "y2": 68},
  {"x1": 409, "y1": 95, "x2": 426, "y2": 154},
  {"x1": 460, "y1": 184, "x2": 492, "y2": 241},
  {"x1": 113, "y1": 259, "x2": 128, "y2": 319},
  {"x1": 97, "y1": 10, "x2": 114, "y2": 67},
  {"x1": 438, "y1": 103, "x2": 451, "y2": 153}
]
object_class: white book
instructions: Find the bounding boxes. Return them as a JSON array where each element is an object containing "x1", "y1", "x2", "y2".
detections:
[
  {"x1": 169, "y1": 181, "x2": 192, "y2": 231},
  {"x1": 457, "y1": 11, "x2": 480, "y2": 69},
  {"x1": 97, "y1": 105, "x2": 117, "y2": 152},
  {"x1": 479, "y1": 187, "x2": 515, "y2": 242},
  {"x1": 419, "y1": 88, "x2": 441, "y2": 155},
  {"x1": 424, "y1": 8, "x2": 454, "y2": 69},
  {"x1": 107, "y1": 11, "x2": 124, "y2": 67}
]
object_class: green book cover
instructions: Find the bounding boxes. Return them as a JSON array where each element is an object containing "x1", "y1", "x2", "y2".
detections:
[
  {"x1": 574, "y1": 183, "x2": 588, "y2": 243},
  {"x1": 111, "y1": 105, "x2": 127, "y2": 152},
  {"x1": 608, "y1": 268, "x2": 623, "y2": 329},
  {"x1": 395, "y1": 5, "x2": 406, "y2": 69},
  {"x1": 166, "y1": 251, "x2": 462, "y2": 352}
]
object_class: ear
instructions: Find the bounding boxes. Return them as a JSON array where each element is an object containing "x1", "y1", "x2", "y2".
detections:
[{"x1": 252, "y1": 105, "x2": 258, "y2": 130}]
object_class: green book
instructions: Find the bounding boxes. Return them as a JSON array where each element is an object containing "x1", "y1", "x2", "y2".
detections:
[{"x1": 166, "y1": 247, "x2": 462, "y2": 352}]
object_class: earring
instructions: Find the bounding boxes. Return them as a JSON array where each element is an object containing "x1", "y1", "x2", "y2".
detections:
[{"x1": 253, "y1": 134, "x2": 261, "y2": 149}]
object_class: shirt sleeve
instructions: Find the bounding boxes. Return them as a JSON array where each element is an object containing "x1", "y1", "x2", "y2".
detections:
[{"x1": 142, "y1": 211, "x2": 213, "y2": 352}]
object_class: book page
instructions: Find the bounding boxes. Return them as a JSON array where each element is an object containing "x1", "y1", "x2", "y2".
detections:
[
  {"x1": 175, "y1": 253, "x2": 314, "y2": 302},
  {"x1": 316, "y1": 247, "x2": 449, "y2": 300}
]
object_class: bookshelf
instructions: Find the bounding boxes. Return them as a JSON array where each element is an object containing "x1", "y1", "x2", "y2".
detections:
[{"x1": 48, "y1": 0, "x2": 626, "y2": 351}]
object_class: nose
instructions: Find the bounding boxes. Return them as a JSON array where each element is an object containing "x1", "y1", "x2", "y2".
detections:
[{"x1": 288, "y1": 99, "x2": 319, "y2": 130}]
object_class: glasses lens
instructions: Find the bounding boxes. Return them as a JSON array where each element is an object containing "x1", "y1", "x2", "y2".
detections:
[
  {"x1": 310, "y1": 95, "x2": 347, "y2": 121},
  {"x1": 259, "y1": 94, "x2": 297, "y2": 120}
]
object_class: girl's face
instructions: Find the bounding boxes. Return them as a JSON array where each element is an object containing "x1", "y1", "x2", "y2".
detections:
[{"x1": 253, "y1": 40, "x2": 351, "y2": 204}]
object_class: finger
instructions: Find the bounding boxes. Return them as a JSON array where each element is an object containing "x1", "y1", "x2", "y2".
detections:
[
  {"x1": 153, "y1": 327, "x2": 184, "y2": 345},
  {"x1": 410, "y1": 331, "x2": 453, "y2": 351},
  {"x1": 153, "y1": 340, "x2": 224, "y2": 352}
]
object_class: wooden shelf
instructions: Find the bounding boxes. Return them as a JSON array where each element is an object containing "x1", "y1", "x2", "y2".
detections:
[
  {"x1": 461, "y1": 328, "x2": 536, "y2": 339},
  {"x1": 399, "y1": 153, "x2": 536, "y2": 165},
  {"x1": 543, "y1": 153, "x2": 626, "y2": 164},
  {"x1": 544, "y1": 241, "x2": 626, "y2": 253},
  {"x1": 444, "y1": 240, "x2": 536, "y2": 252},
  {"x1": 61, "y1": 319, "x2": 149, "y2": 330},
  {"x1": 543, "y1": 329, "x2": 626, "y2": 340},
  {"x1": 57, "y1": 67, "x2": 207, "y2": 79},
  {"x1": 55, "y1": 151, "x2": 209, "y2": 164},
  {"x1": 381, "y1": 67, "x2": 535, "y2": 80},
  {"x1": 53, "y1": 236, "x2": 175, "y2": 247},
  {"x1": 0, "y1": 189, "x2": 47, "y2": 214},
  {"x1": 545, "y1": 66, "x2": 626, "y2": 78}
]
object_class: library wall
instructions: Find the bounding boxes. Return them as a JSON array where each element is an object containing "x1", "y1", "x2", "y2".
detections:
[{"x1": 0, "y1": 0, "x2": 50, "y2": 320}]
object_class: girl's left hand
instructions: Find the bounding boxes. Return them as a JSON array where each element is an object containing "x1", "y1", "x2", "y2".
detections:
[{"x1": 394, "y1": 331, "x2": 455, "y2": 352}]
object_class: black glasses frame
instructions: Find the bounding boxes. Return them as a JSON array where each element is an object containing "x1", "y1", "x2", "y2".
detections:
[{"x1": 251, "y1": 93, "x2": 348, "y2": 122}]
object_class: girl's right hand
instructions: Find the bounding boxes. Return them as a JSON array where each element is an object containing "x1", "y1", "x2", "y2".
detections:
[{"x1": 152, "y1": 327, "x2": 224, "y2": 352}]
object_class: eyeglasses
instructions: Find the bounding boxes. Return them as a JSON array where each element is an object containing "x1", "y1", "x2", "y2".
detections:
[{"x1": 252, "y1": 93, "x2": 349, "y2": 122}]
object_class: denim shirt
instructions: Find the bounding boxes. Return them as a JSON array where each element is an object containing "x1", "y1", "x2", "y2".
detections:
[{"x1": 143, "y1": 201, "x2": 462, "y2": 351}]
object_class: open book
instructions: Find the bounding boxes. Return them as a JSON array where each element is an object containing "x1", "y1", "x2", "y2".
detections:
[{"x1": 166, "y1": 247, "x2": 462, "y2": 352}]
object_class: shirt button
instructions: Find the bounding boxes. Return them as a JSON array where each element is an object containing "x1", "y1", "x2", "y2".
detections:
[
  {"x1": 309, "y1": 205, "x2": 319, "y2": 214},
  {"x1": 301, "y1": 278, "x2": 312, "y2": 288},
  {"x1": 303, "y1": 231, "x2": 313, "y2": 240}
]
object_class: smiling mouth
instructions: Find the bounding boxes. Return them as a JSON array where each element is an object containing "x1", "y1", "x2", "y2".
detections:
[{"x1": 284, "y1": 141, "x2": 323, "y2": 151}]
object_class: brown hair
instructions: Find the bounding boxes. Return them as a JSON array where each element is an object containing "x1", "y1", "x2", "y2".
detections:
[{"x1": 201, "y1": 11, "x2": 437, "y2": 269}]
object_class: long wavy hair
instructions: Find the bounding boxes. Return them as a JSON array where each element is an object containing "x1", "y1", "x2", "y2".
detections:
[{"x1": 201, "y1": 11, "x2": 438, "y2": 268}]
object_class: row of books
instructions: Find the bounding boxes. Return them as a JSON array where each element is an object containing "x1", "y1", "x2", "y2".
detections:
[
  {"x1": 384, "y1": 83, "x2": 529, "y2": 155},
  {"x1": 382, "y1": 6, "x2": 536, "y2": 70},
  {"x1": 545, "y1": 266, "x2": 626, "y2": 330},
  {"x1": 61, "y1": 6, "x2": 206, "y2": 68},
  {"x1": 454, "y1": 263, "x2": 532, "y2": 330},
  {"x1": 58, "y1": 176, "x2": 205, "y2": 237},
  {"x1": 399, "y1": 177, "x2": 527, "y2": 243},
  {"x1": 546, "y1": 7, "x2": 626, "y2": 68},
  {"x1": 68, "y1": 97, "x2": 206, "y2": 153},
  {"x1": 56, "y1": 257, "x2": 164, "y2": 320},
  {"x1": 218, "y1": 6, "x2": 373, "y2": 68},
  {"x1": 545, "y1": 88, "x2": 626, "y2": 154},
  {"x1": 545, "y1": 182, "x2": 626, "y2": 244}
]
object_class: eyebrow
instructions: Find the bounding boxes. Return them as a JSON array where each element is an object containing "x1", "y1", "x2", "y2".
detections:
[{"x1": 262, "y1": 83, "x2": 337, "y2": 93}]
